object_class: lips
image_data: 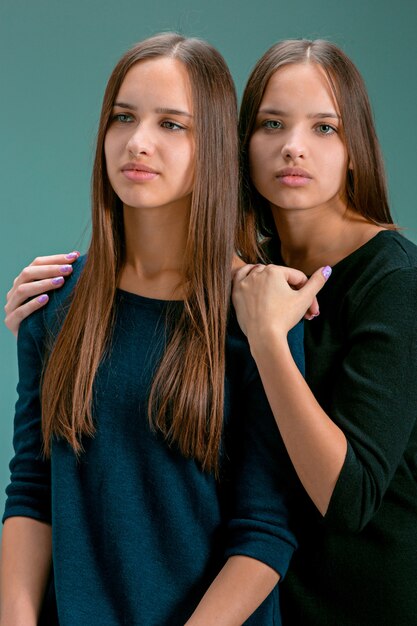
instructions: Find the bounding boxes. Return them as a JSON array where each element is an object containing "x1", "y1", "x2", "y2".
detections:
[
  {"x1": 276, "y1": 167, "x2": 312, "y2": 187},
  {"x1": 121, "y1": 162, "x2": 159, "y2": 182}
]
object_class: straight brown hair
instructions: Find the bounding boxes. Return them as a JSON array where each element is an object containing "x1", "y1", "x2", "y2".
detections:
[
  {"x1": 237, "y1": 39, "x2": 396, "y2": 262},
  {"x1": 41, "y1": 33, "x2": 238, "y2": 475}
]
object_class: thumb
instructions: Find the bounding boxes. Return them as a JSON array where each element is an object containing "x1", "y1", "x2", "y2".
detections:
[{"x1": 301, "y1": 265, "x2": 332, "y2": 301}]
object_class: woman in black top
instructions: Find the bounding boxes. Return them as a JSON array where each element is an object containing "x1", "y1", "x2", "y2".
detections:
[{"x1": 233, "y1": 39, "x2": 417, "y2": 625}]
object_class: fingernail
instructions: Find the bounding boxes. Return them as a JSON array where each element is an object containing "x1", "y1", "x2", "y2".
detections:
[
  {"x1": 52, "y1": 276, "x2": 65, "y2": 285},
  {"x1": 60, "y1": 265, "x2": 73, "y2": 273},
  {"x1": 65, "y1": 251, "x2": 79, "y2": 260},
  {"x1": 38, "y1": 294, "x2": 49, "y2": 303},
  {"x1": 322, "y1": 266, "x2": 332, "y2": 280}
]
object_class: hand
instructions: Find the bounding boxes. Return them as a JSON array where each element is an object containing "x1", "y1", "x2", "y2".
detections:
[
  {"x1": 4, "y1": 252, "x2": 80, "y2": 336},
  {"x1": 232, "y1": 263, "x2": 331, "y2": 342}
]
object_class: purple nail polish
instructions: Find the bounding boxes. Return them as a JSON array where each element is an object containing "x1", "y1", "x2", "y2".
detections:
[
  {"x1": 52, "y1": 276, "x2": 65, "y2": 285},
  {"x1": 322, "y1": 266, "x2": 332, "y2": 281},
  {"x1": 60, "y1": 265, "x2": 73, "y2": 273},
  {"x1": 65, "y1": 251, "x2": 79, "y2": 260},
  {"x1": 38, "y1": 294, "x2": 49, "y2": 303}
]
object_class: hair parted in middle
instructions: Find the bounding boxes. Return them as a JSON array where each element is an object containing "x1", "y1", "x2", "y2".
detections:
[
  {"x1": 41, "y1": 33, "x2": 239, "y2": 475},
  {"x1": 237, "y1": 38, "x2": 395, "y2": 263}
]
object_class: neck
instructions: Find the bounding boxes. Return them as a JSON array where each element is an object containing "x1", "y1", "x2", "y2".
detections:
[
  {"x1": 119, "y1": 201, "x2": 190, "y2": 300},
  {"x1": 272, "y1": 204, "x2": 384, "y2": 275}
]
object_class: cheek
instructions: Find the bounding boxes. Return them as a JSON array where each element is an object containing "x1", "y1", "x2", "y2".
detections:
[
  {"x1": 249, "y1": 138, "x2": 268, "y2": 187},
  {"x1": 179, "y1": 142, "x2": 195, "y2": 185},
  {"x1": 322, "y1": 146, "x2": 349, "y2": 182}
]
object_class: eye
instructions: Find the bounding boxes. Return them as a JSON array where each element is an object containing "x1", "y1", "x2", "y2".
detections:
[
  {"x1": 316, "y1": 123, "x2": 337, "y2": 135},
  {"x1": 112, "y1": 113, "x2": 134, "y2": 123},
  {"x1": 262, "y1": 120, "x2": 283, "y2": 130},
  {"x1": 161, "y1": 120, "x2": 185, "y2": 131}
]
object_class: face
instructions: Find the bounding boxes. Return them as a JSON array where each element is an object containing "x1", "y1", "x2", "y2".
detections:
[
  {"x1": 249, "y1": 62, "x2": 350, "y2": 217},
  {"x1": 105, "y1": 57, "x2": 195, "y2": 215}
]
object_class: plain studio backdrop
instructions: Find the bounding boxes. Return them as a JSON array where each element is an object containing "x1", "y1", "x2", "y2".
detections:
[{"x1": 1, "y1": 0, "x2": 416, "y2": 535}]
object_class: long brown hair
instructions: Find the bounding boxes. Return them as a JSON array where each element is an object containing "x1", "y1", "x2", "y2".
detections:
[
  {"x1": 41, "y1": 33, "x2": 238, "y2": 475},
  {"x1": 237, "y1": 39, "x2": 395, "y2": 262}
]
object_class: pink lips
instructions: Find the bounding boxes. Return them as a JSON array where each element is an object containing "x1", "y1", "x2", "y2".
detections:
[
  {"x1": 121, "y1": 162, "x2": 158, "y2": 182},
  {"x1": 276, "y1": 167, "x2": 312, "y2": 187}
]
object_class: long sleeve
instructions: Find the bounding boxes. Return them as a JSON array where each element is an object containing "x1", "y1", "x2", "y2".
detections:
[
  {"x1": 3, "y1": 314, "x2": 51, "y2": 524},
  {"x1": 224, "y1": 321, "x2": 302, "y2": 577},
  {"x1": 281, "y1": 231, "x2": 417, "y2": 626},
  {"x1": 324, "y1": 267, "x2": 417, "y2": 531}
]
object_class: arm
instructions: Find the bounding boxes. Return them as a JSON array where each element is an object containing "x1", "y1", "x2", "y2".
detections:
[
  {"x1": 2, "y1": 312, "x2": 53, "y2": 624},
  {"x1": 186, "y1": 315, "x2": 301, "y2": 624},
  {"x1": 233, "y1": 263, "x2": 339, "y2": 515},
  {"x1": 4, "y1": 252, "x2": 79, "y2": 336},
  {"x1": 185, "y1": 555, "x2": 278, "y2": 626},
  {"x1": 249, "y1": 329, "x2": 346, "y2": 516},
  {"x1": 233, "y1": 263, "x2": 417, "y2": 526},
  {"x1": 0, "y1": 518, "x2": 52, "y2": 626}
]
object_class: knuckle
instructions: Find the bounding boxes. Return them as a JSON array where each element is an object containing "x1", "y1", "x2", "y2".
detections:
[
  {"x1": 16, "y1": 284, "x2": 27, "y2": 297},
  {"x1": 20, "y1": 267, "x2": 32, "y2": 281}
]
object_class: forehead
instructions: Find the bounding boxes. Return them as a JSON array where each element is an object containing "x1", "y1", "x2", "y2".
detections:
[
  {"x1": 260, "y1": 62, "x2": 339, "y2": 113},
  {"x1": 116, "y1": 57, "x2": 193, "y2": 108}
]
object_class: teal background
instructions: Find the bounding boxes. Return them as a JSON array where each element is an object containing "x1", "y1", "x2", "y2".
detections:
[{"x1": 1, "y1": 0, "x2": 416, "y2": 528}]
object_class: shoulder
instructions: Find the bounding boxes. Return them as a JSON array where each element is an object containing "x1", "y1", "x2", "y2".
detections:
[
  {"x1": 345, "y1": 230, "x2": 417, "y2": 276},
  {"x1": 369, "y1": 230, "x2": 417, "y2": 267},
  {"x1": 324, "y1": 231, "x2": 417, "y2": 304}
]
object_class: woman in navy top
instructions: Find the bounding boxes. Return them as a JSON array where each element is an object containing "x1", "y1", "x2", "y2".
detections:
[{"x1": 1, "y1": 34, "x2": 302, "y2": 626}]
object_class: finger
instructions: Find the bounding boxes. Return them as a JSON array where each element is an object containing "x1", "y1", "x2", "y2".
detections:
[
  {"x1": 300, "y1": 266, "x2": 332, "y2": 302},
  {"x1": 278, "y1": 266, "x2": 309, "y2": 290},
  {"x1": 304, "y1": 296, "x2": 320, "y2": 320},
  {"x1": 233, "y1": 264, "x2": 261, "y2": 282},
  {"x1": 12, "y1": 263, "x2": 75, "y2": 288},
  {"x1": 4, "y1": 294, "x2": 49, "y2": 337},
  {"x1": 6, "y1": 276, "x2": 66, "y2": 311},
  {"x1": 30, "y1": 252, "x2": 80, "y2": 266}
]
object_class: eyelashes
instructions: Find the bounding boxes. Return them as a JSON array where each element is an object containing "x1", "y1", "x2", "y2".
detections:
[{"x1": 259, "y1": 119, "x2": 338, "y2": 136}]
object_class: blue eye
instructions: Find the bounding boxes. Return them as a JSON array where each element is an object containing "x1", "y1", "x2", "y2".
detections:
[
  {"x1": 161, "y1": 120, "x2": 184, "y2": 131},
  {"x1": 113, "y1": 113, "x2": 134, "y2": 123},
  {"x1": 263, "y1": 120, "x2": 283, "y2": 130},
  {"x1": 317, "y1": 124, "x2": 336, "y2": 135}
]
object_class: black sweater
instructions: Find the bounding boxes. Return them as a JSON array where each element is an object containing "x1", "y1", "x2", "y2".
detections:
[{"x1": 281, "y1": 230, "x2": 417, "y2": 625}]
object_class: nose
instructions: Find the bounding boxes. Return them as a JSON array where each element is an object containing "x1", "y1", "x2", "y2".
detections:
[
  {"x1": 126, "y1": 123, "x2": 155, "y2": 158},
  {"x1": 281, "y1": 129, "x2": 306, "y2": 161}
]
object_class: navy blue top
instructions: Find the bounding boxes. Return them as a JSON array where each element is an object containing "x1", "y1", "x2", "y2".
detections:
[{"x1": 3, "y1": 258, "x2": 304, "y2": 625}]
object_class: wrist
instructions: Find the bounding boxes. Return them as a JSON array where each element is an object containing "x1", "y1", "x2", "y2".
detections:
[
  {"x1": 0, "y1": 602, "x2": 38, "y2": 626},
  {"x1": 247, "y1": 325, "x2": 289, "y2": 360}
]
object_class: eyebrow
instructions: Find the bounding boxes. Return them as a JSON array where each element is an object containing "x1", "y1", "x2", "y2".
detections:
[
  {"x1": 113, "y1": 102, "x2": 192, "y2": 118},
  {"x1": 257, "y1": 108, "x2": 340, "y2": 119},
  {"x1": 308, "y1": 112, "x2": 340, "y2": 120},
  {"x1": 155, "y1": 107, "x2": 193, "y2": 118}
]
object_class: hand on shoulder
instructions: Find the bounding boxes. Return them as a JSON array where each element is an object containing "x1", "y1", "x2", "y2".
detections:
[
  {"x1": 4, "y1": 252, "x2": 80, "y2": 336},
  {"x1": 232, "y1": 263, "x2": 331, "y2": 342}
]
